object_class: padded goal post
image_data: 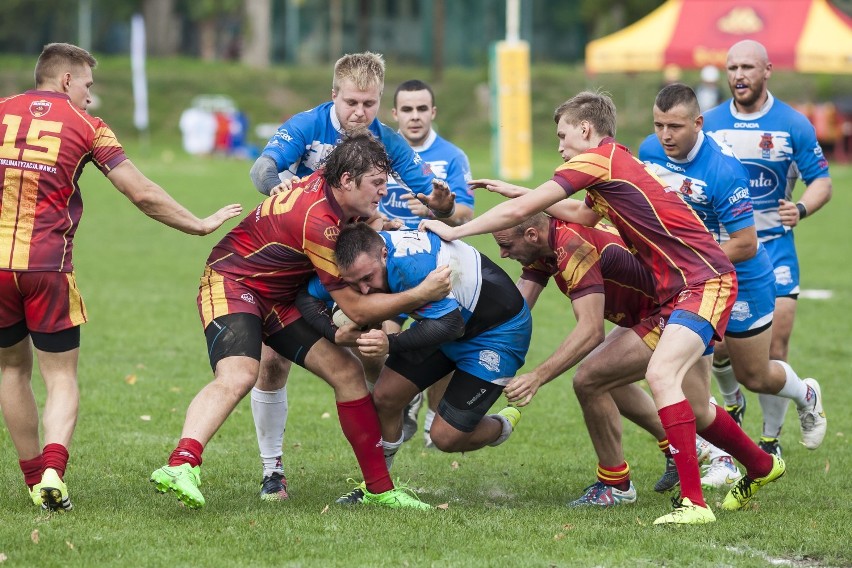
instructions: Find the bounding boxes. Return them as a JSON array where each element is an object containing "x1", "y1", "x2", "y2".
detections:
[{"x1": 490, "y1": 40, "x2": 532, "y2": 180}]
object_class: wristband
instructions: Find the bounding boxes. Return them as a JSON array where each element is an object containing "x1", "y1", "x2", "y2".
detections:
[
  {"x1": 430, "y1": 203, "x2": 456, "y2": 219},
  {"x1": 796, "y1": 202, "x2": 808, "y2": 219}
]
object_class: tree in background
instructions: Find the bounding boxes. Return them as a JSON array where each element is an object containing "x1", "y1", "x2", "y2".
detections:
[{"x1": 580, "y1": 0, "x2": 665, "y2": 39}]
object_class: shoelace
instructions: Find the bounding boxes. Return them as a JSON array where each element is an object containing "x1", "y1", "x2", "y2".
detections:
[
  {"x1": 733, "y1": 476, "x2": 757, "y2": 499},
  {"x1": 391, "y1": 479, "x2": 425, "y2": 501},
  {"x1": 341, "y1": 477, "x2": 365, "y2": 497}
]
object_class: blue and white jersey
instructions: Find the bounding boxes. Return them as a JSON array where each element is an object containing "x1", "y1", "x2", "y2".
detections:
[
  {"x1": 703, "y1": 93, "x2": 830, "y2": 242},
  {"x1": 380, "y1": 129, "x2": 474, "y2": 228},
  {"x1": 639, "y1": 131, "x2": 774, "y2": 288},
  {"x1": 305, "y1": 273, "x2": 333, "y2": 306},
  {"x1": 260, "y1": 101, "x2": 435, "y2": 195},
  {"x1": 380, "y1": 230, "x2": 482, "y2": 322}
]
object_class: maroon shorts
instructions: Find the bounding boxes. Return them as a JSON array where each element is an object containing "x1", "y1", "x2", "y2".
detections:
[
  {"x1": 0, "y1": 270, "x2": 87, "y2": 333},
  {"x1": 196, "y1": 266, "x2": 298, "y2": 338}
]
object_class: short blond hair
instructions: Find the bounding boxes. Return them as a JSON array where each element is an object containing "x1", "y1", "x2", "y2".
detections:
[
  {"x1": 35, "y1": 43, "x2": 97, "y2": 87},
  {"x1": 333, "y1": 52, "x2": 385, "y2": 93},
  {"x1": 554, "y1": 91, "x2": 617, "y2": 138}
]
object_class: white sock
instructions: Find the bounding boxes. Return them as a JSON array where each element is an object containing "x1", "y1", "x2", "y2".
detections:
[
  {"x1": 712, "y1": 362, "x2": 742, "y2": 406},
  {"x1": 758, "y1": 393, "x2": 790, "y2": 438},
  {"x1": 381, "y1": 433, "x2": 404, "y2": 471},
  {"x1": 773, "y1": 360, "x2": 809, "y2": 408},
  {"x1": 488, "y1": 414, "x2": 513, "y2": 447},
  {"x1": 250, "y1": 386, "x2": 288, "y2": 477},
  {"x1": 424, "y1": 409, "x2": 435, "y2": 433}
]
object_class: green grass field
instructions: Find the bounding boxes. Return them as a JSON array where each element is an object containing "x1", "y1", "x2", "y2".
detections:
[{"x1": 1, "y1": 146, "x2": 850, "y2": 567}]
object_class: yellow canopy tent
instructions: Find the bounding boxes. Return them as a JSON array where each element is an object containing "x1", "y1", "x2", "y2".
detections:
[{"x1": 586, "y1": 0, "x2": 852, "y2": 74}]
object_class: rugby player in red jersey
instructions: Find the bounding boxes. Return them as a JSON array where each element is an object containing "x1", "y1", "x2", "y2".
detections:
[
  {"x1": 0, "y1": 43, "x2": 242, "y2": 512},
  {"x1": 150, "y1": 133, "x2": 451, "y2": 510},
  {"x1": 423, "y1": 92, "x2": 784, "y2": 524}
]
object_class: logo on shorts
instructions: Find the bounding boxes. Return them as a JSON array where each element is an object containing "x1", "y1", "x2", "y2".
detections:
[
  {"x1": 478, "y1": 350, "x2": 501, "y2": 373},
  {"x1": 324, "y1": 226, "x2": 340, "y2": 242},
  {"x1": 774, "y1": 265, "x2": 793, "y2": 286},
  {"x1": 730, "y1": 300, "x2": 752, "y2": 322},
  {"x1": 677, "y1": 289, "x2": 692, "y2": 304},
  {"x1": 30, "y1": 99, "x2": 52, "y2": 117},
  {"x1": 467, "y1": 388, "x2": 487, "y2": 406},
  {"x1": 240, "y1": 292, "x2": 256, "y2": 305}
]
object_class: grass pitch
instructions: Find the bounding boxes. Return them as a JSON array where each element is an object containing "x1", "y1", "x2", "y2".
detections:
[{"x1": 0, "y1": 149, "x2": 850, "y2": 567}]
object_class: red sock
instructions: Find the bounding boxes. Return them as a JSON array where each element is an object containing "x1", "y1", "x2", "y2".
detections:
[
  {"x1": 42, "y1": 443, "x2": 69, "y2": 479},
  {"x1": 698, "y1": 404, "x2": 773, "y2": 478},
  {"x1": 168, "y1": 438, "x2": 204, "y2": 467},
  {"x1": 658, "y1": 400, "x2": 705, "y2": 507},
  {"x1": 337, "y1": 395, "x2": 393, "y2": 494},
  {"x1": 658, "y1": 438, "x2": 672, "y2": 458},
  {"x1": 597, "y1": 462, "x2": 630, "y2": 491},
  {"x1": 20, "y1": 454, "x2": 45, "y2": 488}
]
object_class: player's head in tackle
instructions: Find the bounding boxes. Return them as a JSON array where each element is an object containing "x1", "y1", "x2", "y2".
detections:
[
  {"x1": 653, "y1": 83, "x2": 703, "y2": 161},
  {"x1": 552, "y1": 91, "x2": 618, "y2": 162},
  {"x1": 334, "y1": 222, "x2": 389, "y2": 295},
  {"x1": 34, "y1": 43, "x2": 97, "y2": 111},
  {"x1": 332, "y1": 52, "x2": 385, "y2": 132},
  {"x1": 491, "y1": 212, "x2": 552, "y2": 266}
]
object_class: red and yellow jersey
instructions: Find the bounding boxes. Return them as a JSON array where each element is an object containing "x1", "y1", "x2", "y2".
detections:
[
  {"x1": 0, "y1": 90, "x2": 127, "y2": 272},
  {"x1": 521, "y1": 219, "x2": 657, "y2": 327},
  {"x1": 205, "y1": 171, "x2": 350, "y2": 303},
  {"x1": 551, "y1": 138, "x2": 734, "y2": 304}
]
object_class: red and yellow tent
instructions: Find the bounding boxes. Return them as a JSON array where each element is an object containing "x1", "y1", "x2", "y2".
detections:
[{"x1": 586, "y1": 0, "x2": 852, "y2": 74}]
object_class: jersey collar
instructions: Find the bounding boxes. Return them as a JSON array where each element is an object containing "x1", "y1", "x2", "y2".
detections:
[
  {"x1": 329, "y1": 103, "x2": 344, "y2": 134},
  {"x1": 26, "y1": 90, "x2": 71, "y2": 101},
  {"x1": 728, "y1": 92, "x2": 775, "y2": 121},
  {"x1": 408, "y1": 128, "x2": 438, "y2": 153},
  {"x1": 667, "y1": 131, "x2": 705, "y2": 165}
]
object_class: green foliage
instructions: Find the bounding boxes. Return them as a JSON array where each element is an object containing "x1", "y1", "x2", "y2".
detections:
[
  {"x1": 3, "y1": 53, "x2": 851, "y2": 166},
  {"x1": 179, "y1": 0, "x2": 243, "y2": 21},
  {"x1": 0, "y1": 134, "x2": 850, "y2": 565}
]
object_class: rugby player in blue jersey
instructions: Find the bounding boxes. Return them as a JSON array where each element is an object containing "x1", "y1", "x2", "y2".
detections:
[
  {"x1": 246, "y1": 53, "x2": 455, "y2": 501},
  {"x1": 297, "y1": 222, "x2": 529, "y2": 502},
  {"x1": 703, "y1": 41, "x2": 831, "y2": 457},
  {"x1": 386, "y1": 79, "x2": 476, "y2": 446},
  {"x1": 640, "y1": 84, "x2": 826, "y2": 492}
]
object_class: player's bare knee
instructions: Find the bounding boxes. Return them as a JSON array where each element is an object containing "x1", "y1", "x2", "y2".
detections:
[
  {"x1": 572, "y1": 369, "x2": 596, "y2": 398},
  {"x1": 256, "y1": 357, "x2": 291, "y2": 390},
  {"x1": 428, "y1": 423, "x2": 465, "y2": 452},
  {"x1": 371, "y1": 384, "x2": 406, "y2": 415}
]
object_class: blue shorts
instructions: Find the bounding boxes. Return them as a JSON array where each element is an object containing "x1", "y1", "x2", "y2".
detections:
[
  {"x1": 726, "y1": 279, "x2": 775, "y2": 335},
  {"x1": 763, "y1": 231, "x2": 799, "y2": 297},
  {"x1": 439, "y1": 303, "x2": 532, "y2": 385},
  {"x1": 668, "y1": 309, "x2": 716, "y2": 356}
]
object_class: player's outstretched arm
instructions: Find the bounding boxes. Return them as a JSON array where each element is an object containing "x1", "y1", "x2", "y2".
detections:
[
  {"x1": 419, "y1": 180, "x2": 567, "y2": 241},
  {"x1": 469, "y1": 178, "x2": 531, "y2": 198},
  {"x1": 504, "y1": 293, "x2": 606, "y2": 406},
  {"x1": 107, "y1": 160, "x2": 242, "y2": 235}
]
